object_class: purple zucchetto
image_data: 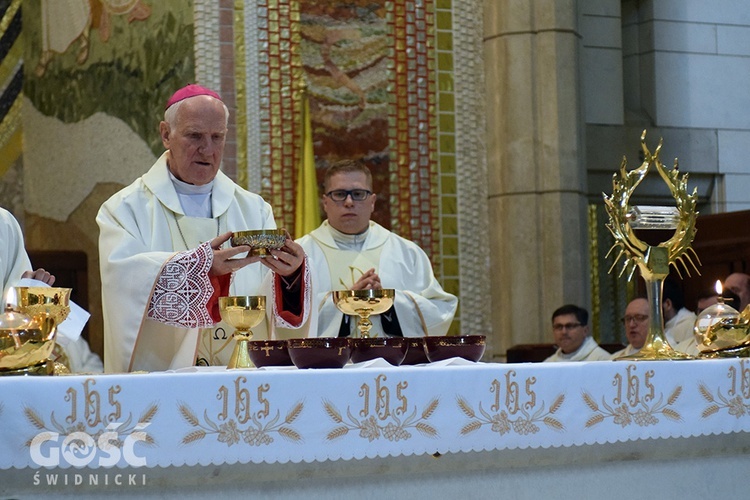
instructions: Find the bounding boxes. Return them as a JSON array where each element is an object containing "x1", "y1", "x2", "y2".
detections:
[{"x1": 165, "y1": 84, "x2": 222, "y2": 110}]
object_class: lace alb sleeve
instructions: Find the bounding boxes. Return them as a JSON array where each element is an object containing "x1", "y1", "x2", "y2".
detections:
[{"x1": 147, "y1": 241, "x2": 215, "y2": 328}]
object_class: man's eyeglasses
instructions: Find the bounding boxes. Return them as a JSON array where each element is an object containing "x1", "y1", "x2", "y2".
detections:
[
  {"x1": 325, "y1": 189, "x2": 372, "y2": 202},
  {"x1": 552, "y1": 322, "x2": 582, "y2": 332},
  {"x1": 622, "y1": 314, "x2": 649, "y2": 325}
]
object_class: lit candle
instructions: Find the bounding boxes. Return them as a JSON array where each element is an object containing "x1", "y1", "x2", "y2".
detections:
[
  {"x1": 4, "y1": 287, "x2": 17, "y2": 310},
  {"x1": 715, "y1": 280, "x2": 723, "y2": 295}
]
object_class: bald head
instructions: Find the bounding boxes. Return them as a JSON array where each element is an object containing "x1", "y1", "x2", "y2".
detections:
[
  {"x1": 623, "y1": 298, "x2": 649, "y2": 350},
  {"x1": 725, "y1": 273, "x2": 750, "y2": 311},
  {"x1": 159, "y1": 95, "x2": 228, "y2": 186}
]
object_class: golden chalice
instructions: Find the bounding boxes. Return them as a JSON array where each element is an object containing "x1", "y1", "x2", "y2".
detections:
[
  {"x1": 15, "y1": 287, "x2": 72, "y2": 326},
  {"x1": 0, "y1": 287, "x2": 71, "y2": 376},
  {"x1": 219, "y1": 295, "x2": 266, "y2": 369},
  {"x1": 332, "y1": 289, "x2": 395, "y2": 338}
]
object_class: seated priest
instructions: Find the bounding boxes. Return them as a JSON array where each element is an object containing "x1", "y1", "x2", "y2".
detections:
[
  {"x1": 661, "y1": 277, "x2": 696, "y2": 345},
  {"x1": 1, "y1": 207, "x2": 103, "y2": 373},
  {"x1": 543, "y1": 304, "x2": 610, "y2": 362},
  {"x1": 295, "y1": 159, "x2": 457, "y2": 338},
  {"x1": 611, "y1": 297, "x2": 649, "y2": 359},
  {"x1": 97, "y1": 85, "x2": 310, "y2": 373}
]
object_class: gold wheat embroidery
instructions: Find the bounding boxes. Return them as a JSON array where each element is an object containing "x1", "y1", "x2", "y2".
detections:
[
  {"x1": 457, "y1": 394, "x2": 565, "y2": 435},
  {"x1": 582, "y1": 387, "x2": 683, "y2": 428},
  {"x1": 179, "y1": 400, "x2": 304, "y2": 446},
  {"x1": 23, "y1": 403, "x2": 158, "y2": 447},
  {"x1": 698, "y1": 382, "x2": 750, "y2": 418},
  {"x1": 324, "y1": 398, "x2": 439, "y2": 441}
]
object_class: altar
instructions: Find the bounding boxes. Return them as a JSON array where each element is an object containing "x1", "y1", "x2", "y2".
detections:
[{"x1": 2, "y1": 358, "x2": 750, "y2": 498}]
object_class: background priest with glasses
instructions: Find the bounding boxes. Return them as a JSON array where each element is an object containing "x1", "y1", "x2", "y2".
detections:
[{"x1": 295, "y1": 159, "x2": 457, "y2": 338}]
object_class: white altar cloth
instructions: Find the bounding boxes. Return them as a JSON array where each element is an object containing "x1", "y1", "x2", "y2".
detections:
[{"x1": 1, "y1": 357, "x2": 750, "y2": 472}]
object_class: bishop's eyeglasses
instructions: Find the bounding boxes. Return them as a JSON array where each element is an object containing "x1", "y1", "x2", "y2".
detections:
[{"x1": 325, "y1": 189, "x2": 373, "y2": 202}]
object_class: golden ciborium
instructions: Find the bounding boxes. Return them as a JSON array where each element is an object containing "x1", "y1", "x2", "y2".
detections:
[
  {"x1": 0, "y1": 287, "x2": 71, "y2": 375},
  {"x1": 219, "y1": 295, "x2": 265, "y2": 369},
  {"x1": 603, "y1": 131, "x2": 700, "y2": 360},
  {"x1": 230, "y1": 229, "x2": 286, "y2": 257},
  {"x1": 332, "y1": 289, "x2": 394, "y2": 338},
  {"x1": 696, "y1": 301, "x2": 750, "y2": 358}
]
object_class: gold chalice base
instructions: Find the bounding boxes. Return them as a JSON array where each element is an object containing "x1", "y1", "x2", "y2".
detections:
[
  {"x1": 219, "y1": 296, "x2": 266, "y2": 369},
  {"x1": 618, "y1": 345, "x2": 693, "y2": 361},
  {"x1": 617, "y1": 336, "x2": 693, "y2": 361},
  {"x1": 0, "y1": 359, "x2": 55, "y2": 376},
  {"x1": 332, "y1": 289, "x2": 394, "y2": 338},
  {"x1": 699, "y1": 341, "x2": 750, "y2": 358}
]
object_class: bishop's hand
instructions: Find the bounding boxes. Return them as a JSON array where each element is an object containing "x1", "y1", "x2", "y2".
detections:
[
  {"x1": 261, "y1": 230, "x2": 305, "y2": 278},
  {"x1": 209, "y1": 231, "x2": 261, "y2": 276}
]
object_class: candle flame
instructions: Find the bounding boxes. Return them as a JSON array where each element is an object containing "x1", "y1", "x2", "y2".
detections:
[
  {"x1": 715, "y1": 280, "x2": 723, "y2": 295},
  {"x1": 4, "y1": 287, "x2": 16, "y2": 308}
]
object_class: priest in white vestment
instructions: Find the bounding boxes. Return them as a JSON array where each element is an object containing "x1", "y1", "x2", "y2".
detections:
[
  {"x1": 611, "y1": 298, "x2": 650, "y2": 359},
  {"x1": 543, "y1": 304, "x2": 611, "y2": 362},
  {"x1": 294, "y1": 159, "x2": 456, "y2": 338},
  {"x1": 97, "y1": 85, "x2": 310, "y2": 373}
]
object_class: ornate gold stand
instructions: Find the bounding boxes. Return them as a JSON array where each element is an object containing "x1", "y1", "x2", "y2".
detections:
[
  {"x1": 618, "y1": 249, "x2": 691, "y2": 360},
  {"x1": 604, "y1": 131, "x2": 700, "y2": 361}
]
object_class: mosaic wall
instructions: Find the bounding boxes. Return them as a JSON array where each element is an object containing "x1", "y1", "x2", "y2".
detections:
[
  {"x1": 18, "y1": 0, "x2": 196, "y2": 358},
  {"x1": 231, "y1": 1, "x2": 442, "y2": 254},
  {"x1": 190, "y1": 0, "x2": 489, "y2": 337},
  {"x1": 3, "y1": 0, "x2": 487, "y2": 347},
  {"x1": 0, "y1": 0, "x2": 23, "y2": 217}
]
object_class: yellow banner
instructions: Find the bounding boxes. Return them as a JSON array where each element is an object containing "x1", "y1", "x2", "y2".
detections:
[{"x1": 294, "y1": 88, "x2": 320, "y2": 238}]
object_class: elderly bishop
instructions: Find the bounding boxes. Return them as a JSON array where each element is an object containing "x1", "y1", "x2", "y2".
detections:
[{"x1": 97, "y1": 85, "x2": 310, "y2": 372}]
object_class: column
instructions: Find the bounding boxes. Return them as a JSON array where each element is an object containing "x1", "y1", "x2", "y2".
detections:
[{"x1": 484, "y1": 0, "x2": 589, "y2": 355}]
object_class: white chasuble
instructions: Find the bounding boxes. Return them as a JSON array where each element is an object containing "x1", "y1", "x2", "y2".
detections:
[
  {"x1": 296, "y1": 221, "x2": 458, "y2": 339},
  {"x1": 1, "y1": 208, "x2": 33, "y2": 298},
  {"x1": 316, "y1": 243, "x2": 384, "y2": 337},
  {"x1": 98, "y1": 152, "x2": 308, "y2": 373}
]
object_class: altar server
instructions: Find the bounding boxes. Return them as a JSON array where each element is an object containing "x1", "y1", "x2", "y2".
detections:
[
  {"x1": 544, "y1": 304, "x2": 610, "y2": 362},
  {"x1": 1, "y1": 207, "x2": 103, "y2": 373},
  {"x1": 295, "y1": 159, "x2": 457, "y2": 338},
  {"x1": 97, "y1": 85, "x2": 310, "y2": 372}
]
